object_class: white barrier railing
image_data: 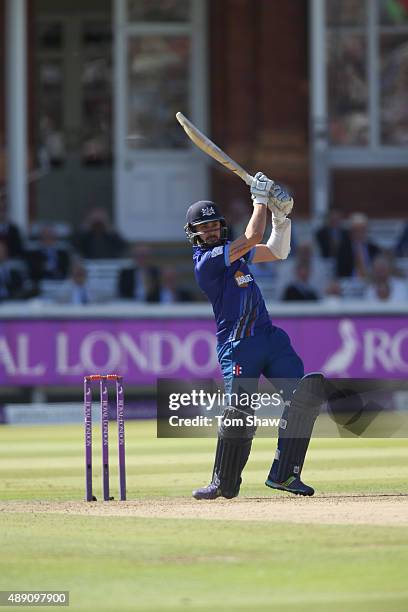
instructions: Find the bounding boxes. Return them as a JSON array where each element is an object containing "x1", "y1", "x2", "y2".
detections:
[{"x1": 0, "y1": 300, "x2": 406, "y2": 319}]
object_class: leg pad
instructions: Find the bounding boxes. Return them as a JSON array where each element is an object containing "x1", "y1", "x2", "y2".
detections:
[{"x1": 270, "y1": 373, "x2": 325, "y2": 482}]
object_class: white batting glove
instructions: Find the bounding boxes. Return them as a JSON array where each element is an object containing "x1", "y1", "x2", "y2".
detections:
[
  {"x1": 250, "y1": 172, "x2": 275, "y2": 205},
  {"x1": 270, "y1": 205, "x2": 289, "y2": 227},
  {"x1": 268, "y1": 183, "x2": 294, "y2": 222}
]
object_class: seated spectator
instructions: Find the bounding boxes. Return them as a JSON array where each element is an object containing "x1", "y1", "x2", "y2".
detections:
[
  {"x1": 0, "y1": 192, "x2": 24, "y2": 258},
  {"x1": 315, "y1": 208, "x2": 349, "y2": 259},
  {"x1": 74, "y1": 208, "x2": 126, "y2": 259},
  {"x1": 336, "y1": 213, "x2": 380, "y2": 278},
  {"x1": 282, "y1": 260, "x2": 319, "y2": 301},
  {"x1": 118, "y1": 243, "x2": 161, "y2": 302},
  {"x1": 0, "y1": 241, "x2": 25, "y2": 300},
  {"x1": 296, "y1": 241, "x2": 314, "y2": 264},
  {"x1": 159, "y1": 267, "x2": 194, "y2": 303},
  {"x1": 365, "y1": 255, "x2": 408, "y2": 303},
  {"x1": 57, "y1": 260, "x2": 93, "y2": 304},
  {"x1": 323, "y1": 279, "x2": 343, "y2": 303},
  {"x1": 27, "y1": 225, "x2": 70, "y2": 282},
  {"x1": 395, "y1": 223, "x2": 408, "y2": 257}
]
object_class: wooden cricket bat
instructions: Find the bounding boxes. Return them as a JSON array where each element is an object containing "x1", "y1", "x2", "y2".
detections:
[{"x1": 176, "y1": 112, "x2": 253, "y2": 186}]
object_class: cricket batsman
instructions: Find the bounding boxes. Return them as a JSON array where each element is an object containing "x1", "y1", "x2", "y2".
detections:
[{"x1": 185, "y1": 173, "x2": 325, "y2": 500}]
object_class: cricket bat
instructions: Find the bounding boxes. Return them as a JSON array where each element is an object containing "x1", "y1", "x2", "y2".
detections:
[{"x1": 176, "y1": 112, "x2": 253, "y2": 186}]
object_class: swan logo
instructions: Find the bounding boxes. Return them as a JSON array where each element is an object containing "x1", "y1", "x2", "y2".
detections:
[
  {"x1": 321, "y1": 318, "x2": 408, "y2": 375},
  {"x1": 322, "y1": 319, "x2": 359, "y2": 376}
]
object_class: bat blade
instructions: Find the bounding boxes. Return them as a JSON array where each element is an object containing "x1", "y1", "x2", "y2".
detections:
[{"x1": 176, "y1": 112, "x2": 253, "y2": 186}]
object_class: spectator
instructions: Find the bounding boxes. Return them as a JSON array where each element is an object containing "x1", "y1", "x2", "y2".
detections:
[
  {"x1": 336, "y1": 213, "x2": 380, "y2": 278},
  {"x1": 57, "y1": 260, "x2": 93, "y2": 305},
  {"x1": 324, "y1": 279, "x2": 343, "y2": 302},
  {"x1": 395, "y1": 223, "x2": 408, "y2": 257},
  {"x1": 365, "y1": 255, "x2": 407, "y2": 303},
  {"x1": 74, "y1": 208, "x2": 126, "y2": 259},
  {"x1": 27, "y1": 225, "x2": 70, "y2": 283},
  {"x1": 296, "y1": 241, "x2": 314, "y2": 265},
  {"x1": 118, "y1": 243, "x2": 161, "y2": 302},
  {"x1": 0, "y1": 241, "x2": 25, "y2": 300},
  {"x1": 282, "y1": 259, "x2": 319, "y2": 301},
  {"x1": 315, "y1": 208, "x2": 349, "y2": 258},
  {"x1": 0, "y1": 192, "x2": 24, "y2": 258},
  {"x1": 159, "y1": 267, "x2": 194, "y2": 303}
]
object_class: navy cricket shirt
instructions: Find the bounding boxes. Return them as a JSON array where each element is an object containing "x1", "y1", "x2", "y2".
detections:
[{"x1": 193, "y1": 242, "x2": 272, "y2": 345}]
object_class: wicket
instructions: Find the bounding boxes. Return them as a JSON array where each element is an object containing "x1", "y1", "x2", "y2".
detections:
[{"x1": 84, "y1": 374, "x2": 126, "y2": 502}]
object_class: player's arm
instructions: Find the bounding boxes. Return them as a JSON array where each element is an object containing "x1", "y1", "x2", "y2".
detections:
[
  {"x1": 228, "y1": 204, "x2": 267, "y2": 264},
  {"x1": 251, "y1": 244, "x2": 279, "y2": 263},
  {"x1": 251, "y1": 182, "x2": 294, "y2": 264},
  {"x1": 226, "y1": 172, "x2": 274, "y2": 264}
]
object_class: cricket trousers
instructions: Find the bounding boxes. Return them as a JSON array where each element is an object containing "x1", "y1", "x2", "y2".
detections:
[
  {"x1": 217, "y1": 325, "x2": 304, "y2": 396},
  {"x1": 209, "y1": 326, "x2": 305, "y2": 494}
]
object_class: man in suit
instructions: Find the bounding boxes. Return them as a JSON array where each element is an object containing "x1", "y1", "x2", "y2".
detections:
[
  {"x1": 74, "y1": 208, "x2": 126, "y2": 259},
  {"x1": 27, "y1": 225, "x2": 70, "y2": 282},
  {"x1": 282, "y1": 260, "x2": 319, "y2": 301},
  {"x1": 57, "y1": 260, "x2": 93, "y2": 305},
  {"x1": 395, "y1": 223, "x2": 408, "y2": 257},
  {"x1": 159, "y1": 267, "x2": 194, "y2": 303},
  {"x1": 0, "y1": 193, "x2": 24, "y2": 258},
  {"x1": 336, "y1": 213, "x2": 380, "y2": 278},
  {"x1": 0, "y1": 241, "x2": 25, "y2": 300},
  {"x1": 118, "y1": 243, "x2": 161, "y2": 302},
  {"x1": 315, "y1": 208, "x2": 349, "y2": 259}
]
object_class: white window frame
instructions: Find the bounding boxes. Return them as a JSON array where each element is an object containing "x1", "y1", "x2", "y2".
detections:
[
  {"x1": 114, "y1": 0, "x2": 207, "y2": 162},
  {"x1": 113, "y1": 0, "x2": 208, "y2": 240},
  {"x1": 328, "y1": 0, "x2": 408, "y2": 166}
]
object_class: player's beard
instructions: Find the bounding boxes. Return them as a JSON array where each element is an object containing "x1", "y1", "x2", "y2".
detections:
[
  {"x1": 204, "y1": 234, "x2": 220, "y2": 245},
  {"x1": 197, "y1": 227, "x2": 222, "y2": 248}
]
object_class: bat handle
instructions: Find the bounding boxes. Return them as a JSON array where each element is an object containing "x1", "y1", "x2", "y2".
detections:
[{"x1": 243, "y1": 172, "x2": 254, "y2": 186}]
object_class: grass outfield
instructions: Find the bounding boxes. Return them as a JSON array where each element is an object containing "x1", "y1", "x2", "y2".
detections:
[{"x1": 0, "y1": 421, "x2": 407, "y2": 611}]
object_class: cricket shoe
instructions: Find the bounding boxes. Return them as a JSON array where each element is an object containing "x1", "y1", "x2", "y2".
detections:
[
  {"x1": 265, "y1": 475, "x2": 314, "y2": 496},
  {"x1": 192, "y1": 478, "x2": 239, "y2": 500}
]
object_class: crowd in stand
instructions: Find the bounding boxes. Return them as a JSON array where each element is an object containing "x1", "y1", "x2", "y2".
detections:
[
  {"x1": 0, "y1": 191, "x2": 407, "y2": 305},
  {"x1": 0, "y1": 194, "x2": 195, "y2": 304},
  {"x1": 280, "y1": 210, "x2": 408, "y2": 304}
]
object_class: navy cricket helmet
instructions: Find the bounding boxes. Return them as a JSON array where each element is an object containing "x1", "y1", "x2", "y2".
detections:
[{"x1": 184, "y1": 200, "x2": 228, "y2": 247}]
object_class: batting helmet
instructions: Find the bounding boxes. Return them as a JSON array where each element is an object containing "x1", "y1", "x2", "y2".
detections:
[{"x1": 184, "y1": 200, "x2": 228, "y2": 247}]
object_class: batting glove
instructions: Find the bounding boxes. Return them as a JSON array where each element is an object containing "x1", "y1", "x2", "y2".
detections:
[
  {"x1": 250, "y1": 172, "x2": 275, "y2": 205},
  {"x1": 268, "y1": 183, "x2": 294, "y2": 222}
]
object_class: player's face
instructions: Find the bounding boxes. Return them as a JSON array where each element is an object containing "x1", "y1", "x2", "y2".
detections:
[{"x1": 196, "y1": 220, "x2": 221, "y2": 245}]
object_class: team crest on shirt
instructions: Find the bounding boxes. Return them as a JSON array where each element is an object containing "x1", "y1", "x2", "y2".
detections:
[{"x1": 234, "y1": 270, "x2": 253, "y2": 288}]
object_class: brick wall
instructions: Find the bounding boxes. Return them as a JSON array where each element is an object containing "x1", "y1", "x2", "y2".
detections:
[{"x1": 332, "y1": 169, "x2": 408, "y2": 218}]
